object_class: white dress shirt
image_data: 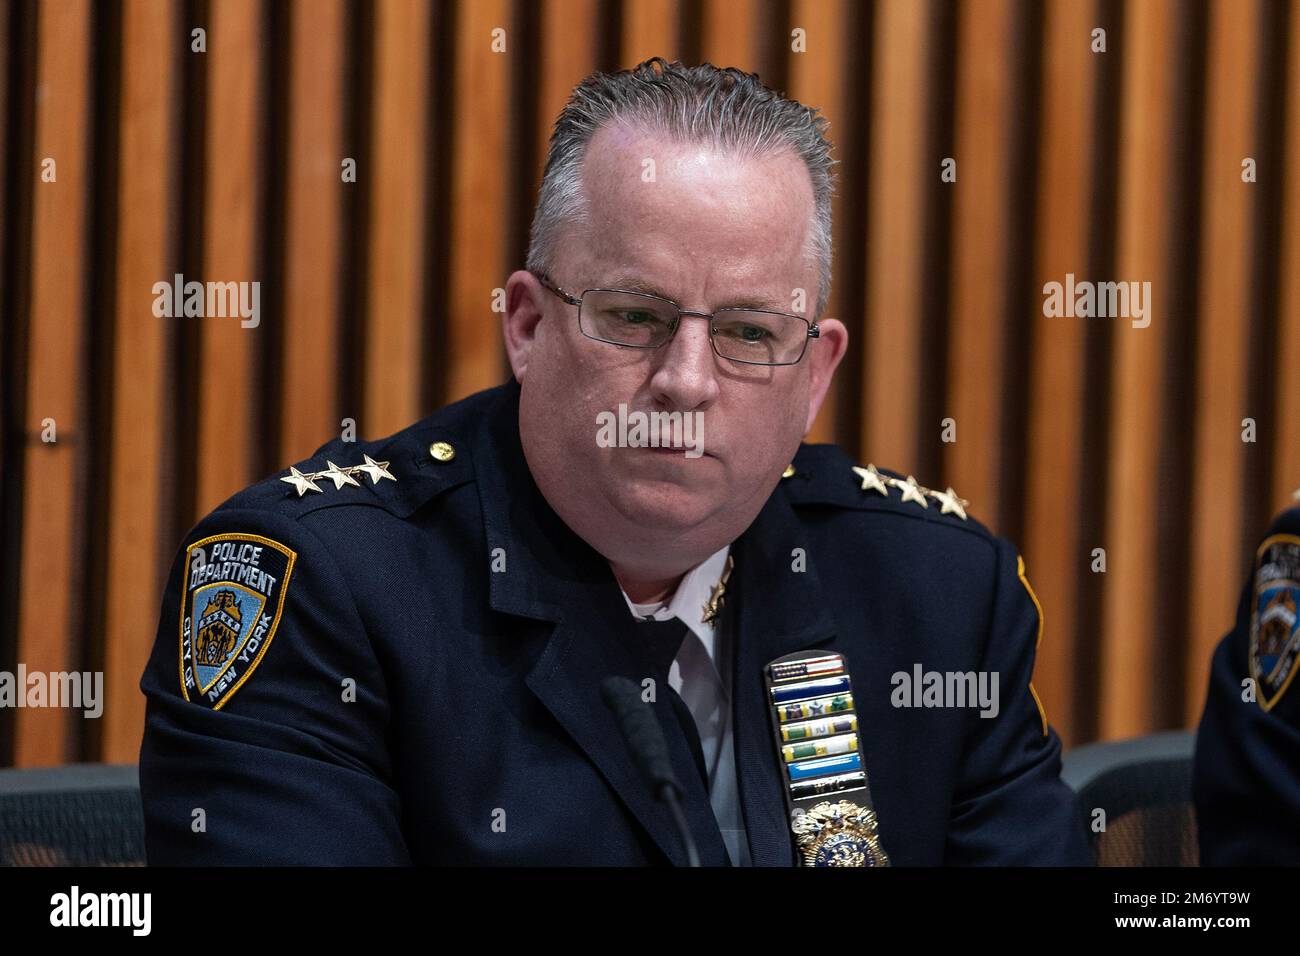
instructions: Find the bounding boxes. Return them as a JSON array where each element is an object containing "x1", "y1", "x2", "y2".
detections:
[{"x1": 620, "y1": 545, "x2": 752, "y2": 866}]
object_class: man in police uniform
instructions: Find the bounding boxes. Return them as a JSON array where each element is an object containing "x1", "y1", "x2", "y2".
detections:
[
  {"x1": 1194, "y1": 505, "x2": 1300, "y2": 864},
  {"x1": 139, "y1": 59, "x2": 1088, "y2": 865}
]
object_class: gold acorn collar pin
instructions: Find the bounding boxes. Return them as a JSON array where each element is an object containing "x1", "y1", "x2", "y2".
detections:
[
  {"x1": 852, "y1": 464, "x2": 969, "y2": 521},
  {"x1": 280, "y1": 454, "x2": 396, "y2": 497},
  {"x1": 701, "y1": 554, "x2": 735, "y2": 628}
]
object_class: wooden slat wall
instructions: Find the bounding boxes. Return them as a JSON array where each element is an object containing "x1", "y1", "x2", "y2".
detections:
[
  {"x1": 2, "y1": 0, "x2": 1297, "y2": 766},
  {"x1": 196, "y1": 0, "x2": 260, "y2": 516},
  {"x1": 1188, "y1": 0, "x2": 1263, "y2": 724},
  {"x1": 623, "y1": 0, "x2": 679, "y2": 64},
  {"x1": 101, "y1": 0, "x2": 176, "y2": 764},
  {"x1": 536, "y1": 0, "x2": 600, "y2": 172},
  {"x1": 944, "y1": 0, "x2": 1019, "y2": 532},
  {"x1": 15, "y1": 0, "x2": 90, "y2": 765},
  {"x1": 364, "y1": 0, "x2": 430, "y2": 436},
  {"x1": 788, "y1": 0, "x2": 848, "y2": 445},
  {"x1": 444, "y1": 0, "x2": 509, "y2": 402},
  {"x1": 864, "y1": 0, "x2": 933, "y2": 473},
  {"x1": 280, "y1": 0, "x2": 345, "y2": 464},
  {"x1": 1101, "y1": 0, "x2": 1180, "y2": 740},
  {"x1": 702, "y1": 0, "x2": 762, "y2": 71},
  {"x1": 1023, "y1": 0, "x2": 1101, "y2": 740},
  {"x1": 1281, "y1": 3, "x2": 1300, "y2": 510}
]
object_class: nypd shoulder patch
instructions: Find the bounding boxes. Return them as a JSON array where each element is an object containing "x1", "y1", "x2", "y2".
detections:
[
  {"x1": 1249, "y1": 534, "x2": 1300, "y2": 712},
  {"x1": 178, "y1": 532, "x2": 297, "y2": 710}
]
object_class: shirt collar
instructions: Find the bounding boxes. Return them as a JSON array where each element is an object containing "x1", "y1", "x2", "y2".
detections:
[{"x1": 620, "y1": 544, "x2": 732, "y2": 666}]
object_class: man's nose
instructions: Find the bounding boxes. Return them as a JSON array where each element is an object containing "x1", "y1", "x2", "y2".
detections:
[{"x1": 649, "y1": 312, "x2": 720, "y2": 411}]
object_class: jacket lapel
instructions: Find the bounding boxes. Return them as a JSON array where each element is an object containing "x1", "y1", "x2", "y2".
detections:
[
  {"x1": 524, "y1": 601, "x2": 731, "y2": 866},
  {"x1": 472, "y1": 383, "x2": 729, "y2": 866},
  {"x1": 730, "y1": 488, "x2": 840, "y2": 866}
]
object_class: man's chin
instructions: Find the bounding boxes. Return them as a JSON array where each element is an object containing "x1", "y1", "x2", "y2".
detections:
[{"x1": 604, "y1": 480, "x2": 723, "y2": 535}]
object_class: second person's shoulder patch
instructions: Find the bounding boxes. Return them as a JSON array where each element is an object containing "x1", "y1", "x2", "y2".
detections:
[
  {"x1": 1250, "y1": 534, "x2": 1300, "y2": 712},
  {"x1": 178, "y1": 532, "x2": 297, "y2": 710}
]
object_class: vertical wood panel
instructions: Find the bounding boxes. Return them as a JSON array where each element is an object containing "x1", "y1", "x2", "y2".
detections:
[
  {"x1": 15, "y1": 0, "x2": 90, "y2": 766},
  {"x1": 1276, "y1": 6, "x2": 1300, "y2": 508},
  {"x1": 536, "y1": 0, "x2": 600, "y2": 173},
  {"x1": 1101, "y1": 0, "x2": 1179, "y2": 739},
  {"x1": 622, "y1": 0, "x2": 679, "y2": 65},
  {"x1": 196, "y1": 0, "x2": 261, "y2": 515},
  {"x1": 863, "y1": 0, "x2": 929, "y2": 470},
  {"x1": 280, "y1": 0, "x2": 344, "y2": 462},
  {"x1": 0, "y1": 0, "x2": 39, "y2": 772},
  {"x1": 1022, "y1": 0, "x2": 1098, "y2": 744},
  {"x1": 701, "y1": 0, "x2": 761, "y2": 72},
  {"x1": 943, "y1": 0, "x2": 1017, "y2": 528},
  {"x1": 445, "y1": 0, "x2": 511, "y2": 401},
  {"x1": 102, "y1": 0, "x2": 175, "y2": 763},
  {"x1": 1187, "y1": 0, "x2": 1262, "y2": 722},
  {"x1": 363, "y1": 0, "x2": 428, "y2": 434},
  {"x1": 0, "y1": 0, "x2": 10, "y2": 286},
  {"x1": 788, "y1": 0, "x2": 847, "y2": 444}
]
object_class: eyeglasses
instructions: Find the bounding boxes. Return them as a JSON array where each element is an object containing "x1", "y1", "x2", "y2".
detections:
[{"x1": 532, "y1": 271, "x2": 820, "y2": 366}]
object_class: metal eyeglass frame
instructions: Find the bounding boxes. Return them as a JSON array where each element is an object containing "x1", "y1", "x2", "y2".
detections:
[{"x1": 531, "y1": 271, "x2": 820, "y2": 367}]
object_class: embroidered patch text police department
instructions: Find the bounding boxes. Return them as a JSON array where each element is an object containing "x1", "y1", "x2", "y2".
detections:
[{"x1": 178, "y1": 533, "x2": 296, "y2": 710}]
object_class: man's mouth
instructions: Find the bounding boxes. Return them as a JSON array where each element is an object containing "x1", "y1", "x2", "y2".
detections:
[
  {"x1": 624, "y1": 443, "x2": 714, "y2": 462},
  {"x1": 640, "y1": 444, "x2": 691, "y2": 454}
]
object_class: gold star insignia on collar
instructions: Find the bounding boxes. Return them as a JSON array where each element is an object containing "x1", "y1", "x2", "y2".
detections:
[
  {"x1": 320, "y1": 460, "x2": 361, "y2": 490},
  {"x1": 927, "y1": 486, "x2": 969, "y2": 520},
  {"x1": 355, "y1": 455, "x2": 396, "y2": 484},
  {"x1": 888, "y1": 475, "x2": 929, "y2": 508},
  {"x1": 280, "y1": 466, "x2": 324, "y2": 497},
  {"x1": 701, "y1": 554, "x2": 735, "y2": 628},
  {"x1": 852, "y1": 464, "x2": 889, "y2": 496}
]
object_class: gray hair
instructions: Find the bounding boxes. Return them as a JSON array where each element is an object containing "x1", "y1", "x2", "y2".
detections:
[{"x1": 526, "y1": 58, "x2": 836, "y2": 318}]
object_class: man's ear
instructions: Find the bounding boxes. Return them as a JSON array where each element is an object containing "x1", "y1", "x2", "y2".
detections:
[
  {"x1": 803, "y1": 317, "x2": 848, "y2": 434},
  {"x1": 503, "y1": 270, "x2": 546, "y2": 381}
]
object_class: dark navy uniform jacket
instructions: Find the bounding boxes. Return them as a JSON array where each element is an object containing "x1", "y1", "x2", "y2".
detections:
[
  {"x1": 139, "y1": 380, "x2": 1089, "y2": 865},
  {"x1": 1194, "y1": 507, "x2": 1300, "y2": 864}
]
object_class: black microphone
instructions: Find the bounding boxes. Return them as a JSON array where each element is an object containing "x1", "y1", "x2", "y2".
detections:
[{"x1": 601, "y1": 675, "x2": 701, "y2": 867}]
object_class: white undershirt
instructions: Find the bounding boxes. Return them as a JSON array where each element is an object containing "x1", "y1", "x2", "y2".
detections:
[{"x1": 621, "y1": 545, "x2": 752, "y2": 866}]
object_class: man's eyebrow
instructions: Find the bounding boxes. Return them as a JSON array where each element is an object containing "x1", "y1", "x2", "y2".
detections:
[
  {"x1": 598, "y1": 274, "x2": 788, "y2": 312},
  {"x1": 600, "y1": 274, "x2": 676, "y2": 299}
]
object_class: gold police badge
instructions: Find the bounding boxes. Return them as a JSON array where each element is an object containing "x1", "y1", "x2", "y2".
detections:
[{"x1": 791, "y1": 800, "x2": 889, "y2": 867}]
